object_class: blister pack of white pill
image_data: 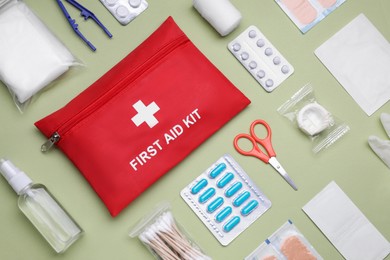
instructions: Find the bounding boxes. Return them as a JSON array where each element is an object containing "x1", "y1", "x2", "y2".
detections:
[
  {"x1": 228, "y1": 25, "x2": 294, "y2": 92},
  {"x1": 180, "y1": 154, "x2": 271, "y2": 246},
  {"x1": 99, "y1": 0, "x2": 148, "y2": 25}
]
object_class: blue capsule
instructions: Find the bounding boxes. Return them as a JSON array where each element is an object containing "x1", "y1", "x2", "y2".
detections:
[
  {"x1": 225, "y1": 182, "x2": 243, "y2": 198},
  {"x1": 215, "y1": 206, "x2": 232, "y2": 223},
  {"x1": 209, "y1": 163, "x2": 226, "y2": 179},
  {"x1": 233, "y1": 191, "x2": 251, "y2": 207},
  {"x1": 241, "y1": 200, "x2": 259, "y2": 216},
  {"x1": 223, "y1": 216, "x2": 241, "y2": 232},
  {"x1": 217, "y1": 172, "x2": 234, "y2": 188},
  {"x1": 207, "y1": 197, "x2": 224, "y2": 213},
  {"x1": 191, "y1": 179, "x2": 208, "y2": 195},
  {"x1": 199, "y1": 187, "x2": 216, "y2": 204}
]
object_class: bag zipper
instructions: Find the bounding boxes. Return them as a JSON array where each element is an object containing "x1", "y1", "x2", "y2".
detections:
[{"x1": 41, "y1": 34, "x2": 189, "y2": 152}]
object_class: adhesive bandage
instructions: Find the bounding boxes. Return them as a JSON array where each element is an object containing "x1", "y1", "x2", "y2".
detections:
[
  {"x1": 228, "y1": 25, "x2": 294, "y2": 92},
  {"x1": 245, "y1": 220, "x2": 323, "y2": 260},
  {"x1": 275, "y1": 0, "x2": 346, "y2": 33}
]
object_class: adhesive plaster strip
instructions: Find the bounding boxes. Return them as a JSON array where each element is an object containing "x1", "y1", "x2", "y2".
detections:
[
  {"x1": 317, "y1": 0, "x2": 337, "y2": 8},
  {"x1": 281, "y1": 0, "x2": 318, "y2": 24},
  {"x1": 281, "y1": 236, "x2": 317, "y2": 260},
  {"x1": 303, "y1": 181, "x2": 390, "y2": 260}
]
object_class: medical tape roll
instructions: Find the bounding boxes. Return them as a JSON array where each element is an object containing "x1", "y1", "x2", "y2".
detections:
[{"x1": 193, "y1": 0, "x2": 242, "y2": 36}]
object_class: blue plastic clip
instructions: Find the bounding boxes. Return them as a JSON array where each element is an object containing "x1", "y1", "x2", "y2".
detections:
[{"x1": 56, "y1": 0, "x2": 112, "y2": 51}]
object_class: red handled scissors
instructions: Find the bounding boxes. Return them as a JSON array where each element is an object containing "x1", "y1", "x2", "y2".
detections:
[{"x1": 233, "y1": 119, "x2": 298, "y2": 190}]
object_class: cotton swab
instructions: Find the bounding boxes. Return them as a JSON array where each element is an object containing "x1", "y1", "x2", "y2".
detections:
[{"x1": 137, "y1": 211, "x2": 211, "y2": 260}]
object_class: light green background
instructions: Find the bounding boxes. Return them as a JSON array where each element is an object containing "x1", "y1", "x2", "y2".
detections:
[{"x1": 1, "y1": 0, "x2": 390, "y2": 259}]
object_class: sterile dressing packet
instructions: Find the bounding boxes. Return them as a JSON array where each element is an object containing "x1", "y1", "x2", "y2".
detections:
[
  {"x1": 315, "y1": 14, "x2": 390, "y2": 116},
  {"x1": 303, "y1": 181, "x2": 390, "y2": 260},
  {"x1": 277, "y1": 83, "x2": 349, "y2": 153},
  {"x1": 0, "y1": 0, "x2": 80, "y2": 112}
]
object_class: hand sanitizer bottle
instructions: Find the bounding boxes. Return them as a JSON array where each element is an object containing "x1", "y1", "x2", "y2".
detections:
[{"x1": 0, "y1": 158, "x2": 83, "y2": 253}]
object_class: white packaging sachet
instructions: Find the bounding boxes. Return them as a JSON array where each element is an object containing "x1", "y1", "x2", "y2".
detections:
[
  {"x1": 315, "y1": 14, "x2": 390, "y2": 116},
  {"x1": 0, "y1": 0, "x2": 78, "y2": 111},
  {"x1": 303, "y1": 181, "x2": 390, "y2": 260}
]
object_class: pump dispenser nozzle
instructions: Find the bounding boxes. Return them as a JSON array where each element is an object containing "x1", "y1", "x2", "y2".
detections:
[{"x1": 0, "y1": 158, "x2": 32, "y2": 194}]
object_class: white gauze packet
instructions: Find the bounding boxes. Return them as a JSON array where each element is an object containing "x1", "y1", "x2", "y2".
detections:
[
  {"x1": 0, "y1": 0, "x2": 79, "y2": 112},
  {"x1": 303, "y1": 181, "x2": 390, "y2": 260},
  {"x1": 315, "y1": 14, "x2": 390, "y2": 116}
]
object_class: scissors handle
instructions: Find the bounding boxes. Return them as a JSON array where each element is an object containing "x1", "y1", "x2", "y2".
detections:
[
  {"x1": 233, "y1": 133, "x2": 270, "y2": 163},
  {"x1": 250, "y1": 120, "x2": 276, "y2": 158}
]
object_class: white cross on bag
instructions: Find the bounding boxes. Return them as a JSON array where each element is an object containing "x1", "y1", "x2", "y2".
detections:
[{"x1": 131, "y1": 100, "x2": 160, "y2": 128}]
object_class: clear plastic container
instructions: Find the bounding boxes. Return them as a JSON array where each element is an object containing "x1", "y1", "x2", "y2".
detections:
[{"x1": 0, "y1": 158, "x2": 83, "y2": 253}]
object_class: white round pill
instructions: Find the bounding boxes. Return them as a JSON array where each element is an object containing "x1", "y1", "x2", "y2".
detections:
[
  {"x1": 266, "y1": 79, "x2": 274, "y2": 87},
  {"x1": 129, "y1": 0, "x2": 141, "y2": 8},
  {"x1": 265, "y1": 48, "x2": 273, "y2": 56},
  {"x1": 116, "y1": 5, "x2": 129, "y2": 18},
  {"x1": 257, "y1": 39, "x2": 265, "y2": 48},
  {"x1": 281, "y1": 65, "x2": 290, "y2": 74},
  {"x1": 257, "y1": 70, "x2": 265, "y2": 79},
  {"x1": 105, "y1": 0, "x2": 118, "y2": 6},
  {"x1": 241, "y1": 52, "x2": 249, "y2": 60},
  {"x1": 248, "y1": 30, "x2": 257, "y2": 38},
  {"x1": 249, "y1": 61, "x2": 257, "y2": 69},
  {"x1": 273, "y1": 56, "x2": 281, "y2": 65},
  {"x1": 233, "y1": 43, "x2": 241, "y2": 52}
]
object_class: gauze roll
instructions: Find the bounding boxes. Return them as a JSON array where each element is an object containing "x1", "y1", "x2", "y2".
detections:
[{"x1": 193, "y1": 0, "x2": 241, "y2": 36}]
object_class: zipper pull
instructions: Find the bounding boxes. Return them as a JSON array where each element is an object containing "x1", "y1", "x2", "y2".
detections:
[{"x1": 41, "y1": 132, "x2": 61, "y2": 152}]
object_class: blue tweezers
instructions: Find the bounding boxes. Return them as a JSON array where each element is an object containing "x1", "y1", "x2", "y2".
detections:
[{"x1": 56, "y1": 0, "x2": 112, "y2": 51}]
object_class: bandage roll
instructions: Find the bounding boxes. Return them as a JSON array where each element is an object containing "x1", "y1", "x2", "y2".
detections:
[{"x1": 193, "y1": 0, "x2": 242, "y2": 36}]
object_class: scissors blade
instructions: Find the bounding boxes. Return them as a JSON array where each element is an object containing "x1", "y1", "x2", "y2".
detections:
[{"x1": 268, "y1": 157, "x2": 298, "y2": 191}]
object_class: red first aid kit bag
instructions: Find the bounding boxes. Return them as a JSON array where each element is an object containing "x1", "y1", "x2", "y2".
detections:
[{"x1": 35, "y1": 17, "x2": 250, "y2": 217}]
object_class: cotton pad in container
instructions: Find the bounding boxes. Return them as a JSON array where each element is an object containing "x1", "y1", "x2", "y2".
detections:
[
  {"x1": 277, "y1": 83, "x2": 349, "y2": 153},
  {"x1": 297, "y1": 102, "x2": 333, "y2": 136},
  {"x1": 0, "y1": 0, "x2": 80, "y2": 112}
]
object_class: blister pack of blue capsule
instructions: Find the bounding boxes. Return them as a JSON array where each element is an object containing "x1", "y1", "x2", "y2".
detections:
[{"x1": 180, "y1": 154, "x2": 272, "y2": 246}]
